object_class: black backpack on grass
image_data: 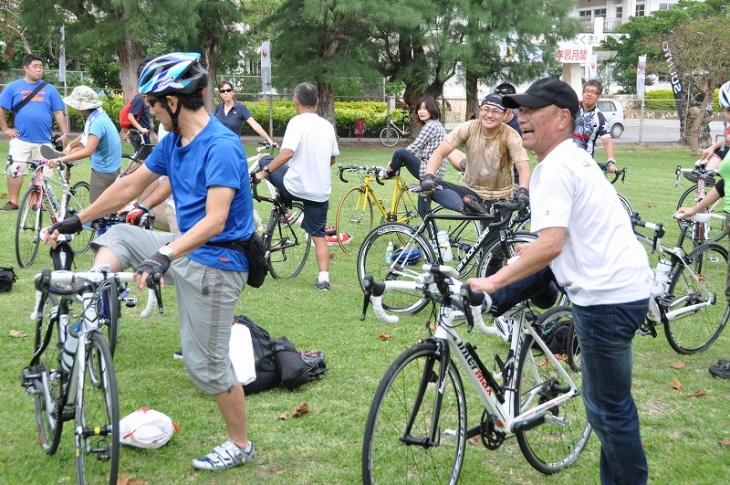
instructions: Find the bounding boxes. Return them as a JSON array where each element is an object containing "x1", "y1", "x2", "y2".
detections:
[{"x1": 234, "y1": 315, "x2": 327, "y2": 394}]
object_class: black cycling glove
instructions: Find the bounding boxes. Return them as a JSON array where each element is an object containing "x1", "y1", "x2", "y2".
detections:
[
  {"x1": 516, "y1": 186, "x2": 530, "y2": 205},
  {"x1": 49, "y1": 214, "x2": 83, "y2": 235},
  {"x1": 135, "y1": 251, "x2": 171, "y2": 288},
  {"x1": 420, "y1": 173, "x2": 437, "y2": 193}
]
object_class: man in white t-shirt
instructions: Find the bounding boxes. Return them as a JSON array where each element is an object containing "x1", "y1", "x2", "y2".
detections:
[
  {"x1": 468, "y1": 77, "x2": 651, "y2": 485},
  {"x1": 254, "y1": 82, "x2": 339, "y2": 290}
]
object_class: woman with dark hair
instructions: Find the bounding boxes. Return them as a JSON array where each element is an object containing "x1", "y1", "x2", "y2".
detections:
[
  {"x1": 213, "y1": 80, "x2": 275, "y2": 145},
  {"x1": 383, "y1": 95, "x2": 450, "y2": 181}
]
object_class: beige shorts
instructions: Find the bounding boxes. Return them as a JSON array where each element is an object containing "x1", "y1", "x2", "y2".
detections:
[{"x1": 6, "y1": 138, "x2": 49, "y2": 176}]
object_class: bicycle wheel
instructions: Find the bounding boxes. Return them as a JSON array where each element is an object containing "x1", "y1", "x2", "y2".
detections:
[
  {"x1": 475, "y1": 231, "x2": 538, "y2": 279},
  {"x1": 266, "y1": 201, "x2": 311, "y2": 279},
  {"x1": 357, "y1": 223, "x2": 436, "y2": 314},
  {"x1": 68, "y1": 181, "x2": 94, "y2": 255},
  {"x1": 538, "y1": 306, "x2": 580, "y2": 372},
  {"x1": 391, "y1": 185, "x2": 422, "y2": 227},
  {"x1": 99, "y1": 281, "x2": 120, "y2": 356},
  {"x1": 379, "y1": 127, "x2": 399, "y2": 147},
  {"x1": 336, "y1": 186, "x2": 374, "y2": 254},
  {"x1": 676, "y1": 185, "x2": 727, "y2": 244},
  {"x1": 664, "y1": 243, "x2": 729, "y2": 354},
  {"x1": 15, "y1": 186, "x2": 43, "y2": 268},
  {"x1": 76, "y1": 331, "x2": 119, "y2": 485},
  {"x1": 119, "y1": 154, "x2": 142, "y2": 178},
  {"x1": 617, "y1": 192, "x2": 634, "y2": 218},
  {"x1": 32, "y1": 295, "x2": 65, "y2": 455},
  {"x1": 433, "y1": 209, "x2": 482, "y2": 278},
  {"x1": 514, "y1": 331, "x2": 591, "y2": 474},
  {"x1": 362, "y1": 341, "x2": 466, "y2": 485}
]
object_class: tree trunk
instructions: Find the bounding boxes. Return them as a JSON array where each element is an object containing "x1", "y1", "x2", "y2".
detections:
[
  {"x1": 118, "y1": 38, "x2": 143, "y2": 101},
  {"x1": 464, "y1": 70, "x2": 479, "y2": 121},
  {"x1": 316, "y1": 82, "x2": 336, "y2": 131}
]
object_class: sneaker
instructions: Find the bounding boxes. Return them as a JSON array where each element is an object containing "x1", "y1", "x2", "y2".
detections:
[
  {"x1": 191, "y1": 440, "x2": 254, "y2": 471},
  {"x1": 314, "y1": 280, "x2": 331, "y2": 291},
  {"x1": 173, "y1": 350, "x2": 183, "y2": 360},
  {"x1": 325, "y1": 233, "x2": 351, "y2": 246},
  {"x1": 2, "y1": 201, "x2": 19, "y2": 211},
  {"x1": 493, "y1": 316, "x2": 513, "y2": 343}
]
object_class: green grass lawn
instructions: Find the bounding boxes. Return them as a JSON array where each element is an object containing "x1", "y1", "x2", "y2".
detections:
[{"x1": 0, "y1": 140, "x2": 728, "y2": 484}]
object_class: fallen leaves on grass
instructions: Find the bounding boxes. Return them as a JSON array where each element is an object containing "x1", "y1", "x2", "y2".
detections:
[
  {"x1": 378, "y1": 332, "x2": 391, "y2": 341},
  {"x1": 671, "y1": 379, "x2": 682, "y2": 390},
  {"x1": 9, "y1": 330, "x2": 27, "y2": 338},
  {"x1": 671, "y1": 361, "x2": 685, "y2": 369},
  {"x1": 468, "y1": 436, "x2": 480, "y2": 446},
  {"x1": 278, "y1": 412, "x2": 289, "y2": 421},
  {"x1": 720, "y1": 438, "x2": 730, "y2": 447},
  {"x1": 691, "y1": 389, "x2": 706, "y2": 398},
  {"x1": 0, "y1": 193, "x2": 6, "y2": 200},
  {"x1": 117, "y1": 477, "x2": 146, "y2": 485},
  {"x1": 293, "y1": 401, "x2": 309, "y2": 418}
]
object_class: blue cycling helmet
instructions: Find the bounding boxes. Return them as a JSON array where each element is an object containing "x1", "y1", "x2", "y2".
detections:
[
  {"x1": 393, "y1": 248, "x2": 421, "y2": 266},
  {"x1": 138, "y1": 52, "x2": 208, "y2": 96}
]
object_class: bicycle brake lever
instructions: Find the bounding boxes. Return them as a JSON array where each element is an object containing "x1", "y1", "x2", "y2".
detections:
[
  {"x1": 151, "y1": 273, "x2": 164, "y2": 314},
  {"x1": 360, "y1": 275, "x2": 375, "y2": 320}
]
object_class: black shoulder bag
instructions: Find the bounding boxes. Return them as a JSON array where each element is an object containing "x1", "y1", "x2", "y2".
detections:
[
  {"x1": 12, "y1": 81, "x2": 48, "y2": 114},
  {"x1": 206, "y1": 233, "x2": 268, "y2": 288}
]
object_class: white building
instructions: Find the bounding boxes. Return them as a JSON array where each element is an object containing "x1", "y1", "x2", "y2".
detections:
[{"x1": 572, "y1": 0, "x2": 680, "y2": 32}]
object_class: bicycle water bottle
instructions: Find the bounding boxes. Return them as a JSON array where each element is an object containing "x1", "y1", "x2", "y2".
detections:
[
  {"x1": 437, "y1": 230, "x2": 453, "y2": 262},
  {"x1": 61, "y1": 321, "x2": 81, "y2": 373},
  {"x1": 57, "y1": 310, "x2": 68, "y2": 346},
  {"x1": 46, "y1": 184, "x2": 60, "y2": 209},
  {"x1": 651, "y1": 259, "x2": 672, "y2": 296},
  {"x1": 385, "y1": 242, "x2": 394, "y2": 263}
]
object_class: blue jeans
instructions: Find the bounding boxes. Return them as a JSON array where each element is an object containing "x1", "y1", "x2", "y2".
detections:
[
  {"x1": 572, "y1": 300, "x2": 649, "y2": 485},
  {"x1": 488, "y1": 266, "x2": 560, "y2": 316},
  {"x1": 389, "y1": 147, "x2": 422, "y2": 180}
]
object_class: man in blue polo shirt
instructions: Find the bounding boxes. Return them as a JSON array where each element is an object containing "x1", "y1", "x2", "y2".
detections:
[{"x1": 0, "y1": 54, "x2": 69, "y2": 210}]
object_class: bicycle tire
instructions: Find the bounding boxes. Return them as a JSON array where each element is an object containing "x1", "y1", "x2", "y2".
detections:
[
  {"x1": 335, "y1": 186, "x2": 374, "y2": 254},
  {"x1": 362, "y1": 341, "x2": 466, "y2": 485},
  {"x1": 68, "y1": 181, "x2": 94, "y2": 255},
  {"x1": 99, "y1": 280, "x2": 120, "y2": 356},
  {"x1": 266, "y1": 201, "x2": 311, "y2": 279},
  {"x1": 357, "y1": 223, "x2": 436, "y2": 314},
  {"x1": 32, "y1": 294, "x2": 65, "y2": 455},
  {"x1": 475, "y1": 231, "x2": 538, "y2": 279},
  {"x1": 664, "y1": 243, "x2": 729, "y2": 354},
  {"x1": 392, "y1": 184, "x2": 422, "y2": 227},
  {"x1": 538, "y1": 306, "x2": 580, "y2": 372},
  {"x1": 76, "y1": 331, "x2": 119, "y2": 485},
  {"x1": 15, "y1": 186, "x2": 43, "y2": 268},
  {"x1": 379, "y1": 127, "x2": 399, "y2": 147},
  {"x1": 514, "y1": 331, "x2": 591, "y2": 474},
  {"x1": 617, "y1": 192, "x2": 634, "y2": 218},
  {"x1": 676, "y1": 185, "x2": 727, "y2": 244}
]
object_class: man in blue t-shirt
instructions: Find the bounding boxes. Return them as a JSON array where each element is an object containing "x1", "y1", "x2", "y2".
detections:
[
  {"x1": 45, "y1": 53, "x2": 257, "y2": 472},
  {"x1": 0, "y1": 54, "x2": 69, "y2": 210}
]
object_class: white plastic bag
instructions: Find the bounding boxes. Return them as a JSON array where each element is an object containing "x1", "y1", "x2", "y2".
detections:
[
  {"x1": 230, "y1": 322, "x2": 257, "y2": 385},
  {"x1": 119, "y1": 407, "x2": 179, "y2": 449}
]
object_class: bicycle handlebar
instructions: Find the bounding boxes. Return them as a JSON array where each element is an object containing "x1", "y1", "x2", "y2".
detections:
[
  {"x1": 337, "y1": 164, "x2": 388, "y2": 185},
  {"x1": 674, "y1": 164, "x2": 717, "y2": 188},
  {"x1": 631, "y1": 212, "x2": 664, "y2": 252},
  {"x1": 598, "y1": 163, "x2": 628, "y2": 184},
  {"x1": 361, "y1": 265, "x2": 493, "y2": 335}
]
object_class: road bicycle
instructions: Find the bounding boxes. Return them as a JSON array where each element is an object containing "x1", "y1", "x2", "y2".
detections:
[
  {"x1": 360, "y1": 265, "x2": 591, "y2": 483},
  {"x1": 357, "y1": 199, "x2": 536, "y2": 314},
  {"x1": 12, "y1": 157, "x2": 92, "y2": 268},
  {"x1": 632, "y1": 211, "x2": 729, "y2": 354},
  {"x1": 598, "y1": 162, "x2": 633, "y2": 216},
  {"x1": 674, "y1": 164, "x2": 727, "y2": 247},
  {"x1": 379, "y1": 113, "x2": 411, "y2": 147},
  {"x1": 20, "y1": 260, "x2": 163, "y2": 485},
  {"x1": 335, "y1": 164, "x2": 421, "y2": 253},
  {"x1": 118, "y1": 129, "x2": 156, "y2": 178},
  {"x1": 249, "y1": 145, "x2": 312, "y2": 279}
]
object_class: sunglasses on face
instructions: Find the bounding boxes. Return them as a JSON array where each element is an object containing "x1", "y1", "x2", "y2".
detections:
[
  {"x1": 219, "y1": 89, "x2": 233, "y2": 93},
  {"x1": 493, "y1": 88, "x2": 513, "y2": 95}
]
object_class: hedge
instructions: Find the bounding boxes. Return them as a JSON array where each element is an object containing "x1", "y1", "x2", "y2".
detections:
[{"x1": 643, "y1": 88, "x2": 722, "y2": 111}]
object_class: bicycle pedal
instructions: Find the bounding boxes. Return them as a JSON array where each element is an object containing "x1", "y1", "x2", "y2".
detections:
[
  {"x1": 20, "y1": 366, "x2": 37, "y2": 389},
  {"x1": 124, "y1": 296, "x2": 138, "y2": 308}
]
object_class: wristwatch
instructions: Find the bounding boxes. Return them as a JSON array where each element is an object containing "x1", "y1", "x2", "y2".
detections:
[
  {"x1": 159, "y1": 245, "x2": 175, "y2": 262},
  {"x1": 263, "y1": 167, "x2": 273, "y2": 176}
]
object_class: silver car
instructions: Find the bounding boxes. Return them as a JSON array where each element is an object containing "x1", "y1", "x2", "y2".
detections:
[{"x1": 597, "y1": 99, "x2": 626, "y2": 139}]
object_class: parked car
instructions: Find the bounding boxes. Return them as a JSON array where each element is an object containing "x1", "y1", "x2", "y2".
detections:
[{"x1": 597, "y1": 99, "x2": 626, "y2": 139}]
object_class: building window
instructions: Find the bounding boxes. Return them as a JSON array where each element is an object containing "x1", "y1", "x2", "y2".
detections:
[
  {"x1": 594, "y1": 8, "x2": 607, "y2": 18},
  {"x1": 635, "y1": 4, "x2": 645, "y2": 16},
  {"x1": 616, "y1": 6, "x2": 623, "y2": 17},
  {"x1": 659, "y1": 3, "x2": 674, "y2": 10},
  {"x1": 579, "y1": 10, "x2": 591, "y2": 19}
]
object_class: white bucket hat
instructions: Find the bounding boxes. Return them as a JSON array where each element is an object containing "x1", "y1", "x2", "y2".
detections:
[{"x1": 63, "y1": 85, "x2": 102, "y2": 110}]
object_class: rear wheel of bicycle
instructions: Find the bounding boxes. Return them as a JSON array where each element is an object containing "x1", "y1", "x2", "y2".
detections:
[
  {"x1": 391, "y1": 184, "x2": 421, "y2": 227},
  {"x1": 266, "y1": 201, "x2": 311, "y2": 279},
  {"x1": 362, "y1": 342, "x2": 466, "y2": 485},
  {"x1": 475, "y1": 231, "x2": 538, "y2": 279},
  {"x1": 15, "y1": 186, "x2": 43, "y2": 268},
  {"x1": 537, "y1": 306, "x2": 580, "y2": 372},
  {"x1": 68, "y1": 181, "x2": 94, "y2": 254},
  {"x1": 379, "y1": 127, "x2": 399, "y2": 147},
  {"x1": 76, "y1": 331, "x2": 119, "y2": 485},
  {"x1": 514, "y1": 332, "x2": 591, "y2": 474},
  {"x1": 335, "y1": 186, "x2": 374, "y2": 254},
  {"x1": 32, "y1": 295, "x2": 65, "y2": 455},
  {"x1": 676, "y1": 185, "x2": 727, "y2": 244},
  {"x1": 357, "y1": 223, "x2": 435, "y2": 314},
  {"x1": 665, "y1": 243, "x2": 729, "y2": 354}
]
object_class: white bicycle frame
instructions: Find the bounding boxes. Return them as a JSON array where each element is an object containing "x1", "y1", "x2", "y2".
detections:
[
  {"x1": 247, "y1": 147, "x2": 279, "y2": 232},
  {"x1": 636, "y1": 213, "x2": 718, "y2": 324},
  {"x1": 368, "y1": 265, "x2": 582, "y2": 436}
]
